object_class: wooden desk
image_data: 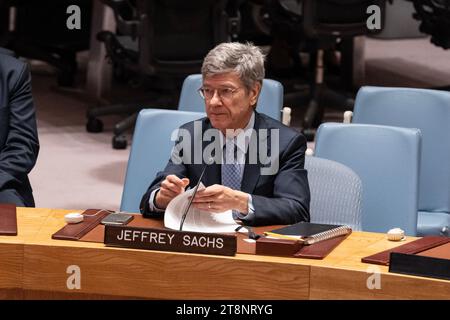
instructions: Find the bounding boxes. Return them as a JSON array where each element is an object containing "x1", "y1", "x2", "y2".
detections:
[
  {"x1": 0, "y1": 208, "x2": 50, "y2": 299},
  {"x1": 0, "y1": 208, "x2": 449, "y2": 299}
]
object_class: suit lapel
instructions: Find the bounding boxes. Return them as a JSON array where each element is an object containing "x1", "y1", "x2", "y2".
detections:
[
  {"x1": 201, "y1": 118, "x2": 222, "y2": 186},
  {"x1": 204, "y1": 163, "x2": 221, "y2": 187},
  {"x1": 240, "y1": 112, "x2": 269, "y2": 194}
]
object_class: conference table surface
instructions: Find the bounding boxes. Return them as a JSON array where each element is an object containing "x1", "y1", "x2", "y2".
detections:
[{"x1": 0, "y1": 208, "x2": 448, "y2": 299}]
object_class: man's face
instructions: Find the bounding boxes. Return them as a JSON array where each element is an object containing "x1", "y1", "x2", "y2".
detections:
[{"x1": 202, "y1": 72, "x2": 261, "y2": 133}]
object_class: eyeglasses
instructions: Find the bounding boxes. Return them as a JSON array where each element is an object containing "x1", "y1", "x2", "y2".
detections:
[{"x1": 198, "y1": 87, "x2": 241, "y2": 101}]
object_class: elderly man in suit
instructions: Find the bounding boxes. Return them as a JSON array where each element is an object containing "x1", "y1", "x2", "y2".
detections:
[
  {"x1": 0, "y1": 49, "x2": 39, "y2": 206},
  {"x1": 140, "y1": 42, "x2": 310, "y2": 226}
]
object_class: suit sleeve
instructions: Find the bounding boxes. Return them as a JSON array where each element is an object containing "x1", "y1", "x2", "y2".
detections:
[
  {"x1": 241, "y1": 133, "x2": 310, "y2": 226},
  {"x1": 139, "y1": 134, "x2": 189, "y2": 217},
  {"x1": 0, "y1": 63, "x2": 39, "y2": 190}
]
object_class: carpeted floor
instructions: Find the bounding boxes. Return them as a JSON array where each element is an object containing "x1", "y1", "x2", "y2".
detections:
[{"x1": 27, "y1": 37, "x2": 450, "y2": 211}]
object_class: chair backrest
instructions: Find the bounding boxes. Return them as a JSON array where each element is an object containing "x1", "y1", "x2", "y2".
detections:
[
  {"x1": 178, "y1": 74, "x2": 284, "y2": 121},
  {"x1": 305, "y1": 156, "x2": 362, "y2": 230},
  {"x1": 302, "y1": 0, "x2": 386, "y2": 38},
  {"x1": 410, "y1": 0, "x2": 450, "y2": 49},
  {"x1": 370, "y1": 0, "x2": 424, "y2": 39},
  {"x1": 120, "y1": 109, "x2": 205, "y2": 213},
  {"x1": 11, "y1": 0, "x2": 92, "y2": 46},
  {"x1": 353, "y1": 86, "x2": 450, "y2": 214},
  {"x1": 136, "y1": 0, "x2": 230, "y2": 75},
  {"x1": 314, "y1": 123, "x2": 422, "y2": 235}
]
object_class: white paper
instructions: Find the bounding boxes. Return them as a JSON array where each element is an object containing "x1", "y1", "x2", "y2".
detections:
[{"x1": 164, "y1": 183, "x2": 240, "y2": 233}]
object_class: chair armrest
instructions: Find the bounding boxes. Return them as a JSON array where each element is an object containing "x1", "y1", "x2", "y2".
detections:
[
  {"x1": 343, "y1": 110, "x2": 353, "y2": 123},
  {"x1": 281, "y1": 107, "x2": 291, "y2": 126},
  {"x1": 305, "y1": 148, "x2": 314, "y2": 156}
]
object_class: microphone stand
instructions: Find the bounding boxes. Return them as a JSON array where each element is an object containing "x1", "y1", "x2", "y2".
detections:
[{"x1": 179, "y1": 161, "x2": 210, "y2": 231}]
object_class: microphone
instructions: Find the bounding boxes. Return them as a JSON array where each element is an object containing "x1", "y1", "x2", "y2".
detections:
[{"x1": 179, "y1": 157, "x2": 214, "y2": 231}]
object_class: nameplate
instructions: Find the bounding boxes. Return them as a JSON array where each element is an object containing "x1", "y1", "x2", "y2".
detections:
[{"x1": 104, "y1": 225, "x2": 237, "y2": 256}]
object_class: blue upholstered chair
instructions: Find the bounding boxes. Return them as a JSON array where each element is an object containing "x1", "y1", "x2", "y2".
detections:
[
  {"x1": 352, "y1": 86, "x2": 450, "y2": 236},
  {"x1": 120, "y1": 109, "x2": 205, "y2": 213},
  {"x1": 314, "y1": 123, "x2": 422, "y2": 236},
  {"x1": 305, "y1": 156, "x2": 362, "y2": 230},
  {"x1": 178, "y1": 74, "x2": 290, "y2": 124}
]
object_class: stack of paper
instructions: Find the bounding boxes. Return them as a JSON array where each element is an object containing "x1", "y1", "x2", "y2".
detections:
[{"x1": 164, "y1": 184, "x2": 239, "y2": 233}]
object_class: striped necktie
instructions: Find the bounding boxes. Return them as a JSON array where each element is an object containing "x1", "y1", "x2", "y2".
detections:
[
  {"x1": 221, "y1": 138, "x2": 242, "y2": 191},
  {"x1": 222, "y1": 139, "x2": 242, "y2": 219}
]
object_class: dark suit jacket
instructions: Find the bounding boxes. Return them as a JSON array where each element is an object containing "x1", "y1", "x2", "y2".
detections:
[
  {"x1": 0, "y1": 52, "x2": 39, "y2": 206},
  {"x1": 140, "y1": 112, "x2": 310, "y2": 226}
]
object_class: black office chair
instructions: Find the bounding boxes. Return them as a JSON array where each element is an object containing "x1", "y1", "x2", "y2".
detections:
[
  {"x1": 264, "y1": 0, "x2": 385, "y2": 138},
  {"x1": 302, "y1": 0, "x2": 387, "y2": 138},
  {"x1": 0, "y1": 0, "x2": 92, "y2": 86},
  {"x1": 0, "y1": 2, "x2": 8, "y2": 42},
  {"x1": 86, "y1": 0, "x2": 234, "y2": 149},
  {"x1": 236, "y1": 0, "x2": 273, "y2": 46},
  {"x1": 263, "y1": 0, "x2": 305, "y2": 79},
  {"x1": 408, "y1": 0, "x2": 450, "y2": 50}
]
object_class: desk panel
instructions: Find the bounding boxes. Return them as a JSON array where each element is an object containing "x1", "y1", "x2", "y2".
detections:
[
  {"x1": 0, "y1": 289, "x2": 23, "y2": 299},
  {"x1": 310, "y1": 266, "x2": 450, "y2": 299},
  {"x1": 0, "y1": 207, "x2": 48, "y2": 298},
  {"x1": 23, "y1": 244, "x2": 310, "y2": 299},
  {"x1": 0, "y1": 243, "x2": 22, "y2": 293}
]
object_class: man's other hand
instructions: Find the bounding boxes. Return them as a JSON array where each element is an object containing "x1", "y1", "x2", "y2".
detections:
[
  {"x1": 192, "y1": 184, "x2": 248, "y2": 214},
  {"x1": 155, "y1": 175, "x2": 189, "y2": 209}
]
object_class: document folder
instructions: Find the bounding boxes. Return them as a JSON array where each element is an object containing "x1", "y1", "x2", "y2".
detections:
[
  {"x1": 0, "y1": 203, "x2": 17, "y2": 235},
  {"x1": 52, "y1": 209, "x2": 111, "y2": 240},
  {"x1": 362, "y1": 236, "x2": 450, "y2": 266}
]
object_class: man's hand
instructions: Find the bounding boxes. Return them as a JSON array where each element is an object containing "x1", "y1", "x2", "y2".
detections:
[
  {"x1": 192, "y1": 184, "x2": 249, "y2": 214},
  {"x1": 155, "y1": 175, "x2": 189, "y2": 209}
]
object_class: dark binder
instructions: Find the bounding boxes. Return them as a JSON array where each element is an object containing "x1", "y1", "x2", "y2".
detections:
[
  {"x1": 0, "y1": 203, "x2": 18, "y2": 236},
  {"x1": 264, "y1": 222, "x2": 352, "y2": 245}
]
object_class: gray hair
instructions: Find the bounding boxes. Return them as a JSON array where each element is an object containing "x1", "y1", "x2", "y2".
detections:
[{"x1": 201, "y1": 42, "x2": 265, "y2": 90}]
